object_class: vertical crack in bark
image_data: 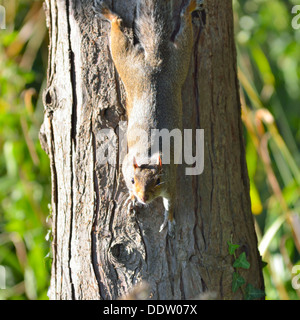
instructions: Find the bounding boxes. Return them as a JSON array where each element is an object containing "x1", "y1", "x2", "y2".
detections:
[
  {"x1": 192, "y1": 20, "x2": 204, "y2": 257},
  {"x1": 48, "y1": 114, "x2": 58, "y2": 298},
  {"x1": 193, "y1": 23, "x2": 202, "y2": 130},
  {"x1": 219, "y1": 271, "x2": 224, "y2": 298},
  {"x1": 166, "y1": 237, "x2": 175, "y2": 298},
  {"x1": 44, "y1": 1, "x2": 52, "y2": 84},
  {"x1": 227, "y1": 177, "x2": 237, "y2": 241},
  {"x1": 66, "y1": 0, "x2": 76, "y2": 300},
  {"x1": 208, "y1": 144, "x2": 214, "y2": 251},
  {"x1": 107, "y1": 200, "x2": 120, "y2": 299},
  {"x1": 44, "y1": 0, "x2": 57, "y2": 299},
  {"x1": 91, "y1": 130, "x2": 104, "y2": 299},
  {"x1": 180, "y1": 269, "x2": 186, "y2": 300}
]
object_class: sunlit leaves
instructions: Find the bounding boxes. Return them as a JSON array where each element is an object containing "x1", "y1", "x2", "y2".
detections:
[{"x1": 0, "y1": 0, "x2": 50, "y2": 300}]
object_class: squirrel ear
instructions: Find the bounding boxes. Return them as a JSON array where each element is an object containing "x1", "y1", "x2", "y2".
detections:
[
  {"x1": 157, "y1": 155, "x2": 162, "y2": 169},
  {"x1": 133, "y1": 156, "x2": 139, "y2": 169}
]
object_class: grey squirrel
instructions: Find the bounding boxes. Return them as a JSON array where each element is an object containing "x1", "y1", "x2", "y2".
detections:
[{"x1": 94, "y1": 0, "x2": 202, "y2": 237}]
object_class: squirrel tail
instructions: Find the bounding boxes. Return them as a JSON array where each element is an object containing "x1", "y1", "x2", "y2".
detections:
[{"x1": 135, "y1": 0, "x2": 172, "y2": 64}]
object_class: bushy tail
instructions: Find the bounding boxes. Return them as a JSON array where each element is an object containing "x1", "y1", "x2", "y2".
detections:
[{"x1": 135, "y1": 0, "x2": 172, "y2": 65}]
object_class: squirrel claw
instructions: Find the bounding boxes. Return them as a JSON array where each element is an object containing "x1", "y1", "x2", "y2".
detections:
[
  {"x1": 124, "y1": 195, "x2": 136, "y2": 214},
  {"x1": 159, "y1": 218, "x2": 176, "y2": 238},
  {"x1": 167, "y1": 220, "x2": 176, "y2": 238},
  {"x1": 159, "y1": 220, "x2": 168, "y2": 233},
  {"x1": 124, "y1": 194, "x2": 143, "y2": 214},
  {"x1": 127, "y1": 202, "x2": 135, "y2": 214}
]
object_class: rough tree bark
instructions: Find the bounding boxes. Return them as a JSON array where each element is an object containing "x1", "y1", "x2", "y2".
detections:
[{"x1": 40, "y1": 0, "x2": 264, "y2": 300}]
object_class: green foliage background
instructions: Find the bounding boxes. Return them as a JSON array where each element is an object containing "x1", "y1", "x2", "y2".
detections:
[
  {"x1": 0, "y1": 0, "x2": 299, "y2": 299},
  {"x1": 0, "y1": 0, "x2": 50, "y2": 299},
  {"x1": 234, "y1": 0, "x2": 300, "y2": 299}
]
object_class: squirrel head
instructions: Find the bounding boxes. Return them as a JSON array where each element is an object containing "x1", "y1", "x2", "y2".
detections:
[{"x1": 131, "y1": 155, "x2": 164, "y2": 204}]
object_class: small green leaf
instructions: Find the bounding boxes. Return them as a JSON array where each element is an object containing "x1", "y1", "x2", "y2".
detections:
[
  {"x1": 232, "y1": 272, "x2": 245, "y2": 293},
  {"x1": 227, "y1": 241, "x2": 240, "y2": 255},
  {"x1": 233, "y1": 252, "x2": 250, "y2": 269},
  {"x1": 244, "y1": 284, "x2": 265, "y2": 300}
]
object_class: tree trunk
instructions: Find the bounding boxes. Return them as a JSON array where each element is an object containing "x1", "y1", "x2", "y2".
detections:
[{"x1": 40, "y1": 0, "x2": 264, "y2": 300}]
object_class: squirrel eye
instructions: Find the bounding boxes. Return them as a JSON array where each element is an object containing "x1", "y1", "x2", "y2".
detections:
[
  {"x1": 131, "y1": 178, "x2": 135, "y2": 184},
  {"x1": 156, "y1": 178, "x2": 160, "y2": 185}
]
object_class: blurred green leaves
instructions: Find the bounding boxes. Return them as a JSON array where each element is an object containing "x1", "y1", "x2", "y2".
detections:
[
  {"x1": 0, "y1": 0, "x2": 50, "y2": 300},
  {"x1": 235, "y1": 0, "x2": 300, "y2": 299},
  {"x1": 0, "y1": 0, "x2": 299, "y2": 300}
]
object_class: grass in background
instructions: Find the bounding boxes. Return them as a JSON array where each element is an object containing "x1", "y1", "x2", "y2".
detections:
[
  {"x1": 0, "y1": 0, "x2": 299, "y2": 300},
  {"x1": 0, "y1": 0, "x2": 50, "y2": 300},
  {"x1": 234, "y1": 0, "x2": 300, "y2": 299}
]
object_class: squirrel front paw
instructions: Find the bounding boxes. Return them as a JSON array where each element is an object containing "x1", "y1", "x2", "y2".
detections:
[
  {"x1": 124, "y1": 194, "x2": 136, "y2": 213},
  {"x1": 159, "y1": 219, "x2": 168, "y2": 233},
  {"x1": 167, "y1": 220, "x2": 176, "y2": 238},
  {"x1": 124, "y1": 193, "x2": 143, "y2": 214}
]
